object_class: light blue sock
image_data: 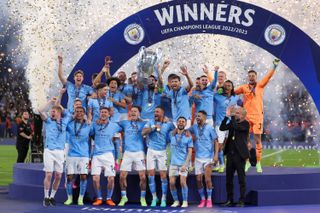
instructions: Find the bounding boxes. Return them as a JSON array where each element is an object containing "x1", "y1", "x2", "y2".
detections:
[
  {"x1": 207, "y1": 188, "x2": 213, "y2": 200},
  {"x1": 198, "y1": 188, "x2": 205, "y2": 200},
  {"x1": 66, "y1": 182, "x2": 73, "y2": 196},
  {"x1": 219, "y1": 151, "x2": 224, "y2": 165},
  {"x1": 141, "y1": 190, "x2": 146, "y2": 198},
  {"x1": 79, "y1": 180, "x2": 87, "y2": 196},
  {"x1": 161, "y1": 178, "x2": 168, "y2": 201},
  {"x1": 148, "y1": 176, "x2": 157, "y2": 199},
  {"x1": 96, "y1": 189, "x2": 102, "y2": 199},
  {"x1": 121, "y1": 190, "x2": 127, "y2": 197},
  {"x1": 182, "y1": 186, "x2": 188, "y2": 202},
  {"x1": 170, "y1": 189, "x2": 178, "y2": 201},
  {"x1": 107, "y1": 188, "x2": 113, "y2": 200}
]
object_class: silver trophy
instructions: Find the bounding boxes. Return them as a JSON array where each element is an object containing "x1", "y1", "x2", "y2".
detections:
[{"x1": 137, "y1": 46, "x2": 162, "y2": 85}]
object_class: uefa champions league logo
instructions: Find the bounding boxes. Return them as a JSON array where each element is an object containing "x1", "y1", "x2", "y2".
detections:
[
  {"x1": 264, "y1": 24, "x2": 286, "y2": 46},
  {"x1": 124, "y1": 23, "x2": 145, "y2": 45}
]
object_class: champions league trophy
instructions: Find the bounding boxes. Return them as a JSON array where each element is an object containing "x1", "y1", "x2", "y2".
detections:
[{"x1": 137, "y1": 46, "x2": 162, "y2": 85}]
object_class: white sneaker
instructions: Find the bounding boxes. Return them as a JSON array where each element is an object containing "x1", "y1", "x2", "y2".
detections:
[
  {"x1": 171, "y1": 201, "x2": 180, "y2": 207},
  {"x1": 181, "y1": 201, "x2": 188, "y2": 208}
]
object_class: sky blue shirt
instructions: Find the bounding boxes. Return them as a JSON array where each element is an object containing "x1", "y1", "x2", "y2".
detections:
[
  {"x1": 144, "y1": 120, "x2": 175, "y2": 151},
  {"x1": 118, "y1": 83, "x2": 133, "y2": 114},
  {"x1": 191, "y1": 71, "x2": 217, "y2": 117},
  {"x1": 214, "y1": 94, "x2": 240, "y2": 126},
  {"x1": 167, "y1": 86, "x2": 191, "y2": 121},
  {"x1": 169, "y1": 132, "x2": 193, "y2": 166},
  {"x1": 189, "y1": 124, "x2": 217, "y2": 159},
  {"x1": 107, "y1": 91, "x2": 125, "y2": 122},
  {"x1": 66, "y1": 81, "x2": 93, "y2": 112},
  {"x1": 67, "y1": 120, "x2": 91, "y2": 157},
  {"x1": 141, "y1": 88, "x2": 162, "y2": 119},
  {"x1": 132, "y1": 85, "x2": 143, "y2": 107},
  {"x1": 119, "y1": 120, "x2": 147, "y2": 152},
  {"x1": 88, "y1": 97, "x2": 113, "y2": 122},
  {"x1": 90, "y1": 121, "x2": 122, "y2": 156},
  {"x1": 44, "y1": 117, "x2": 69, "y2": 150},
  {"x1": 191, "y1": 84, "x2": 215, "y2": 117}
]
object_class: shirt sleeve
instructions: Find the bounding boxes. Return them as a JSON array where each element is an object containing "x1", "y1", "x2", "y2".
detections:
[
  {"x1": 235, "y1": 85, "x2": 245, "y2": 95},
  {"x1": 187, "y1": 137, "x2": 193, "y2": 148}
]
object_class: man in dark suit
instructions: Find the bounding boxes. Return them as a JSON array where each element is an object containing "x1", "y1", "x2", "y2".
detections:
[{"x1": 219, "y1": 106, "x2": 250, "y2": 207}]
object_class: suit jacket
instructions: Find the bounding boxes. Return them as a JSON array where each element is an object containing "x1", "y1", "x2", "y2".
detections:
[{"x1": 220, "y1": 116, "x2": 250, "y2": 160}]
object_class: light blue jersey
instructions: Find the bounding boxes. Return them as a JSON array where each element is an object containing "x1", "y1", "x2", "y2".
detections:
[
  {"x1": 119, "y1": 120, "x2": 147, "y2": 152},
  {"x1": 88, "y1": 97, "x2": 113, "y2": 122},
  {"x1": 90, "y1": 121, "x2": 121, "y2": 156},
  {"x1": 214, "y1": 94, "x2": 240, "y2": 126},
  {"x1": 44, "y1": 117, "x2": 69, "y2": 150},
  {"x1": 144, "y1": 120, "x2": 175, "y2": 151},
  {"x1": 132, "y1": 85, "x2": 143, "y2": 107},
  {"x1": 189, "y1": 124, "x2": 217, "y2": 159},
  {"x1": 141, "y1": 88, "x2": 162, "y2": 119},
  {"x1": 107, "y1": 91, "x2": 125, "y2": 122},
  {"x1": 67, "y1": 120, "x2": 91, "y2": 157},
  {"x1": 191, "y1": 71, "x2": 217, "y2": 117},
  {"x1": 118, "y1": 84, "x2": 133, "y2": 113},
  {"x1": 169, "y1": 132, "x2": 193, "y2": 166},
  {"x1": 66, "y1": 81, "x2": 93, "y2": 112},
  {"x1": 191, "y1": 85, "x2": 215, "y2": 117},
  {"x1": 167, "y1": 87, "x2": 191, "y2": 122}
]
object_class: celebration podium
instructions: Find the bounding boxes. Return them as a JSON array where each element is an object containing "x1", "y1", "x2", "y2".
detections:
[{"x1": 8, "y1": 163, "x2": 320, "y2": 206}]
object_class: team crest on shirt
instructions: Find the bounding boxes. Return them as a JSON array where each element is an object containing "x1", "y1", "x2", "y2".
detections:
[
  {"x1": 124, "y1": 23, "x2": 145, "y2": 45},
  {"x1": 264, "y1": 24, "x2": 286, "y2": 46}
]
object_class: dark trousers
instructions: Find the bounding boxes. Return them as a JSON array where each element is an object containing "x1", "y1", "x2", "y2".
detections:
[
  {"x1": 226, "y1": 152, "x2": 246, "y2": 202},
  {"x1": 17, "y1": 145, "x2": 29, "y2": 163}
]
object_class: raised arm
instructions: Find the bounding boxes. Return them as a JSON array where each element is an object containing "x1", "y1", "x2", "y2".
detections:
[
  {"x1": 93, "y1": 56, "x2": 112, "y2": 87},
  {"x1": 38, "y1": 97, "x2": 56, "y2": 121},
  {"x1": 180, "y1": 65, "x2": 194, "y2": 92},
  {"x1": 259, "y1": 59, "x2": 280, "y2": 88},
  {"x1": 58, "y1": 55, "x2": 67, "y2": 85}
]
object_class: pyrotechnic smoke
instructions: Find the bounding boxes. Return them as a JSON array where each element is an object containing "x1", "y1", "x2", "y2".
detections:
[{"x1": 4, "y1": 0, "x2": 320, "y2": 142}]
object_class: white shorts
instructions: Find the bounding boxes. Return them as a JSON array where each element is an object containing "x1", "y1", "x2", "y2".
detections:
[
  {"x1": 91, "y1": 152, "x2": 115, "y2": 177},
  {"x1": 146, "y1": 149, "x2": 168, "y2": 171},
  {"x1": 119, "y1": 113, "x2": 128, "y2": 121},
  {"x1": 120, "y1": 151, "x2": 146, "y2": 172},
  {"x1": 215, "y1": 126, "x2": 228, "y2": 144},
  {"x1": 169, "y1": 165, "x2": 188, "y2": 177},
  {"x1": 66, "y1": 156, "x2": 89, "y2": 175},
  {"x1": 206, "y1": 118, "x2": 214, "y2": 126},
  {"x1": 174, "y1": 119, "x2": 191, "y2": 129},
  {"x1": 195, "y1": 158, "x2": 212, "y2": 175},
  {"x1": 43, "y1": 149, "x2": 64, "y2": 173}
]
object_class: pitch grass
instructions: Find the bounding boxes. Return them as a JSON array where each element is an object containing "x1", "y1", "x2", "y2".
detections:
[
  {"x1": 0, "y1": 145, "x2": 319, "y2": 186},
  {"x1": 0, "y1": 145, "x2": 17, "y2": 186}
]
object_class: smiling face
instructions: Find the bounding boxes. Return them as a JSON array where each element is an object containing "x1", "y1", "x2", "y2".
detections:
[
  {"x1": 218, "y1": 71, "x2": 226, "y2": 85},
  {"x1": 109, "y1": 80, "x2": 118, "y2": 92},
  {"x1": 74, "y1": 107, "x2": 85, "y2": 121},
  {"x1": 99, "y1": 108, "x2": 109, "y2": 121},
  {"x1": 117, "y1": 71, "x2": 127, "y2": 84},
  {"x1": 130, "y1": 107, "x2": 140, "y2": 120},
  {"x1": 223, "y1": 81, "x2": 233, "y2": 94},
  {"x1": 154, "y1": 107, "x2": 164, "y2": 121},
  {"x1": 200, "y1": 76, "x2": 208, "y2": 88},
  {"x1": 196, "y1": 112, "x2": 206, "y2": 125},
  {"x1": 98, "y1": 86, "x2": 108, "y2": 97},
  {"x1": 74, "y1": 72, "x2": 84, "y2": 85},
  {"x1": 170, "y1": 77, "x2": 181, "y2": 91},
  {"x1": 177, "y1": 117, "x2": 186, "y2": 130},
  {"x1": 248, "y1": 71, "x2": 257, "y2": 85}
]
